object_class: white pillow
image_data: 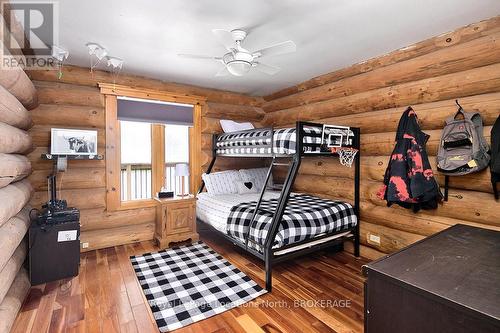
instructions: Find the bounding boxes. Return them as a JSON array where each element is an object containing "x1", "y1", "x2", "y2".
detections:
[
  {"x1": 202, "y1": 170, "x2": 241, "y2": 195},
  {"x1": 235, "y1": 179, "x2": 259, "y2": 194},
  {"x1": 220, "y1": 119, "x2": 255, "y2": 133},
  {"x1": 239, "y1": 167, "x2": 273, "y2": 192}
]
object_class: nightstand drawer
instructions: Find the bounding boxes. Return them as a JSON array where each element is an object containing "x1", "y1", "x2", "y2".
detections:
[{"x1": 165, "y1": 202, "x2": 195, "y2": 235}]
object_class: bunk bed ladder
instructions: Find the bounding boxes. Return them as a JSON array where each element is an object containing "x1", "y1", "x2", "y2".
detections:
[
  {"x1": 244, "y1": 156, "x2": 276, "y2": 249},
  {"x1": 198, "y1": 135, "x2": 218, "y2": 194},
  {"x1": 263, "y1": 154, "x2": 301, "y2": 291}
]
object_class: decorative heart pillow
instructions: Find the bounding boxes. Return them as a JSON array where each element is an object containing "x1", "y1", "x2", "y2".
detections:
[{"x1": 235, "y1": 178, "x2": 259, "y2": 194}]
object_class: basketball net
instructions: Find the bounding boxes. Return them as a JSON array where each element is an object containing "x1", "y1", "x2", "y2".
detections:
[{"x1": 331, "y1": 147, "x2": 358, "y2": 167}]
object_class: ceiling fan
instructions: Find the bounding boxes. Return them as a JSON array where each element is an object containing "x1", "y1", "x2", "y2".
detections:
[{"x1": 178, "y1": 29, "x2": 296, "y2": 77}]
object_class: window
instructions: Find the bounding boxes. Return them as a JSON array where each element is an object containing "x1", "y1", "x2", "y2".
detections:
[
  {"x1": 120, "y1": 122, "x2": 190, "y2": 201},
  {"x1": 101, "y1": 84, "x2": 203, "y2": 211},
  {"x1": 164, "y1": 124, "x2": 190, "y2": 193},
  {"x1": 120, "y1": 121, "x2": 152, "y2": 201}
]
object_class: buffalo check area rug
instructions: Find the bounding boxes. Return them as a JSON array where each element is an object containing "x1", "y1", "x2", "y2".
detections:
[{"x1": 130, "y1": 241, "x2": 266, "y2": 332}]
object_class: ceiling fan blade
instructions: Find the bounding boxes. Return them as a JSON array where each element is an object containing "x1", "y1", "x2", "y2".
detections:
[
  {"x1": 254, "y1": 62, "x2": 281, "y2": 75},
  {"x1": 215, "y1": 66, "x2": 230, "y2": 77},
  {"x1": 212, "y1": 29, "x2": 235, "y2": 51},
  {"x1": 178, "y1": 53, "x2": 222, "y2": 61},
  {"x1": 253, "y1": 40, "x2": 296, "y2": 58}
]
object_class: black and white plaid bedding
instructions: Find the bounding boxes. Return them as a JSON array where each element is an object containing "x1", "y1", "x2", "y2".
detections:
[
  {"x1": 226, "y1": 194, "x2": 357, "y2": 252},
  {"x1": 216, "y1": 127, "x2": 353, "y2": 155}
]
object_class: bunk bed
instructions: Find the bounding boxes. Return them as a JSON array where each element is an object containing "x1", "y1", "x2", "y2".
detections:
[{"x1": 197, "y1": 121, "x2": 361, "y2": 291}]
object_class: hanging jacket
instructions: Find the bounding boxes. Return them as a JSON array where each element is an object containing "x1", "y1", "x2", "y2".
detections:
[
  {"x1": 491, "y1": 115, "x2": 500, "y2": 200},
  {"x1": 377, "y1": 107, "x2": 442, "y2": 212}
]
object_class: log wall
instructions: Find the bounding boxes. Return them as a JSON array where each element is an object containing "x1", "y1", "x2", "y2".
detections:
[
  {"x1": 0, "y1": 4, "x2": 37, "y2": 330},
  {"x1": 27, "y1": 65, "x2": 265, "y2": 252},
  {"x1": 264, "y1": 16, "x2": 500, "y2": 258}
]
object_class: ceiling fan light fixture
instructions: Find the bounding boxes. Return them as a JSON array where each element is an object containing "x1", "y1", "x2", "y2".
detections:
[{"x1": 226, "y1": 60, "x2": 251, "y2": 76}]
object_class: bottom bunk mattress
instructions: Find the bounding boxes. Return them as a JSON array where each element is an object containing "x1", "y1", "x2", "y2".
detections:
[{"x1": 196, "y1": 192, "x2": 357, "y2": 252}]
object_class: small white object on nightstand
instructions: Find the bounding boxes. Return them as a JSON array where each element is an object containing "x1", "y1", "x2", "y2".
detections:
[{"x1": 175, "y1": 163, "x2": 190, "y2": 197}]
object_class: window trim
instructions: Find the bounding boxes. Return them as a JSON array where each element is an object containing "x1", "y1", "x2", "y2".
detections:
[{"x1": 100, "y1": 83, "x2": 204, "y2": 211}]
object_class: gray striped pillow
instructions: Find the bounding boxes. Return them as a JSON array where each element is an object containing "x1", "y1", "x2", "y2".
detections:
[{"x1": 202, "y1": 170, "x2": 241, "y2": 195}]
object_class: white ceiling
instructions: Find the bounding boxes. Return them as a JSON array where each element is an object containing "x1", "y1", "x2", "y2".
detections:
[{"x1": 43, "y1": 0, "x2": 500, "y2": 96}]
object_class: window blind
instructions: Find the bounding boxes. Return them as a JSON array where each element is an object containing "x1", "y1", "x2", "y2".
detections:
[{"x1": 117, "y1": 97, "x2": 193, "y2": 126}]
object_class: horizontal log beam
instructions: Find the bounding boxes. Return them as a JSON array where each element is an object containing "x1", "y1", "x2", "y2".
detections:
[
  {"x1": 201, "y1": 117, "x2": 262, "y2": 135},
  {"x1": 263, "y1": 16, "x2": 500, "y2": 101},
  {"x1": 201, "y1": 134, "x2": 213, "y2": 151},
  {"x1": 0, "y1": 207, "x2": 29, "y2": 272},
  {"x1": 0, "y1": 268, "x2": 29, "y2": 333},
  {"x1": 80, "y1": 222, "x2": 155, "y2": 252},
  {"x1": 361, "y1": 201, "x2": 500, "y2": 237},
  {"x1": 204, "y1": 102, "x2": 264, "y2": 122},
  {"x1": 201, "y1": 117, "x2": 222, "y2": 134},
  {"x1": 277, "y1": 92, "x2": 500, "y2": 134},
  {"x1": 28, "y1": 168, "x2": 105, "y2": 191},
  {"x1": 0, "y1": 123, "x2": 32, "y2": 154},
  {"x1": 0, "y1": 242, "x2": 26, "y2": 304},
  {"x1": 31, "y1": 187, "x2": 105, "y2": 210},
  {"x1": 263, "y1": 32, "x2": 500, "y2": 112},
  {"x1": 361, "y1": 180, "x2": 500, "y2": 228},
  {"x1": 0, "y1": 180, "x2": 32, "y2": 227},
  {"x1": 0, "y1": 154, "x2": 31, "y2": 189},
  {"x1": 34, "y1": 81, "x2": 103, "y2": 107},
  {"x1": 288, "y1": 174, "x2": 499, "y2": 228},
  {"x1": 0, "y1": 52, "x2": 37, "y2": 109},
  {"x1": 263, "y1": 63, "x2": 500, "y2": 126},
  {"x1": 28, "y1": 65, "x2": 263, "y2": 106},
  {"x1": 0, "y1": 85, "x2": 32, "y2": 130},
  {"x1": 79, "y1": 207, "x2": 156, "y2": 231},
  {"x1": 361, "y1": 126, "x2": 492, "y2": 156},
  {"x1": 292, "y1": 154, "x2": 492, "y2": 193},
  {"x1": 30, "y1": 104, "x2": 105, "y2": 129},
  {"x1": 360, "y1": 220, "x2": 424, "y2": 253}
]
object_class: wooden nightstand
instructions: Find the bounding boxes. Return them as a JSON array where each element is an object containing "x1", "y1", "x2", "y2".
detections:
[{"x1": 154, "y1": 196, "x2": 198, "y2": 249}]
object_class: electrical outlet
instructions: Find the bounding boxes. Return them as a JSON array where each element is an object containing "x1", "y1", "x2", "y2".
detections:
[
  {"x1": 367, "y1": 233, "x2": 381, "y2": 245},
  {"x1": 81, "y1": 242, "x2": 89, "y2": 249}
]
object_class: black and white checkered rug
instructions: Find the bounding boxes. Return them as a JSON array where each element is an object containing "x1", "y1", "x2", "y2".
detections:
[{"x1": 130, "y1": 241, "x2": 266, "y2": 332}]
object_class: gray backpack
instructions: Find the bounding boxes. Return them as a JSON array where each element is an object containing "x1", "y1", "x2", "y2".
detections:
[{"x1": 437, "y1": 101, "x2": 490, "y2": 176}]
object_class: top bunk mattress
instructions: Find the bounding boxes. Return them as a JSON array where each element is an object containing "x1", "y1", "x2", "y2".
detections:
[{"x1": 215, "y1": 126, "x2": 354, "y2": 155}]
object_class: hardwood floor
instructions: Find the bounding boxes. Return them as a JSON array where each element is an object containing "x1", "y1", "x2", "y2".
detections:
[{"x1": 11, "y1": 230, "x2": 369, "y2": 333}]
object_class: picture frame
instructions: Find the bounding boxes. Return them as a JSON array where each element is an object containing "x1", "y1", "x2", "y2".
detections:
[{"x1": 50, "y1": 128, "x2": 98, "y2": 156}]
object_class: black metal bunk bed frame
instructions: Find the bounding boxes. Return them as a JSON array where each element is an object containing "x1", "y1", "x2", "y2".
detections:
[{"x1": 198, "y1": 121, "x2": 361, "y2": 291}]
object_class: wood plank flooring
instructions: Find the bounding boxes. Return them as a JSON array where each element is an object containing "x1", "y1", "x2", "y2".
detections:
[{"x1": 11, "y1": 229, "x2": 369, "y2": 333}]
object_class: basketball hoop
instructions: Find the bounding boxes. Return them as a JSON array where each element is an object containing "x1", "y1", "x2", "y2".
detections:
[{"x1": 331, "y1": 147, "x2": 358, "y2": 167}]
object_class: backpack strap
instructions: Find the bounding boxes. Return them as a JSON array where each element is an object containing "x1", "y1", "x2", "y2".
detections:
[
  {"x1": 444, "y1": 175, "x2": 449, "y2": 202},
  {"x1": 445, "y1": 101, "x2": 466, "y2": 123}
]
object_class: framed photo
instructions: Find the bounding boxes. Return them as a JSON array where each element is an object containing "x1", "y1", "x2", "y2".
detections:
[{"x1": 50, "y1": 128, "x2": 98, "y2": 156}]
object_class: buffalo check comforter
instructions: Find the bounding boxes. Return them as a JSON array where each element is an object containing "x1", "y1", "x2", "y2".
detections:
[{"x1": 226, "y1": 194, "x2": 357, "y2": 252}]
